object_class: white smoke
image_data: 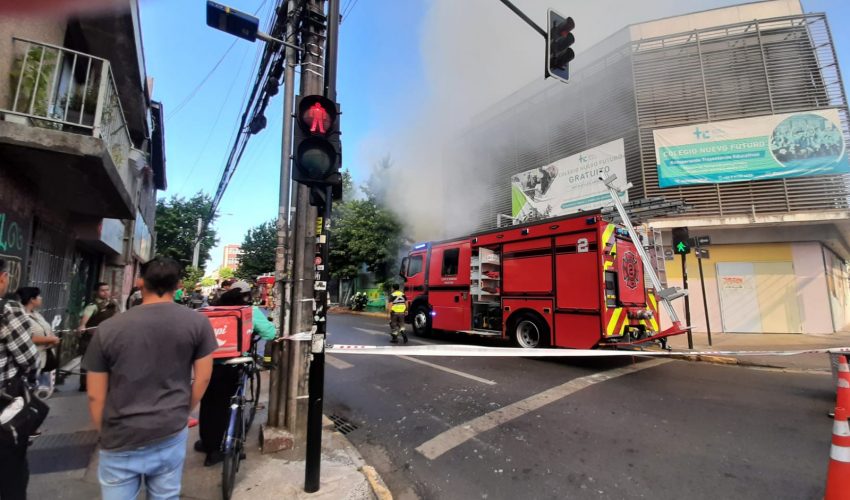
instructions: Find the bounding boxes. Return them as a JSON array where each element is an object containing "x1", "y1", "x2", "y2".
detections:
[{"x1": 367, "y1": 0, "x2": 742, "y2": 241}]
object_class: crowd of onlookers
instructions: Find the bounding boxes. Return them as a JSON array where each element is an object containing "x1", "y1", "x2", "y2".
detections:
[{"x1": 0, "y1": 257, "x2": 277, "y2": 499}]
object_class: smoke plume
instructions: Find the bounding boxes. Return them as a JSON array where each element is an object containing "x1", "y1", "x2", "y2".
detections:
[{"x1": 368, "y1": 0, "x2": 741, "y2": 242}]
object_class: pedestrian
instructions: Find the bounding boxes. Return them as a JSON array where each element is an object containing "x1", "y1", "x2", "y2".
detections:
[
  {"x1": 125, "y1": 276, "x2": 144, "y2": 310},
  {"x1": 389, "y1": 283, "x2": 408, "y2": 344},
  {"x1": 83, "y1": 256, "x2": 216, "y2": 499},
  {"x1": 0, "y1": 258, "x2": 39, "y2": 500},
  {"x1": 16, "y1": 287, "x2": 61, "y2": 393},
  {"x1": 189, "y1": 286, "x2": 204, "y2": 310},
  {"x1": 173, "y1": 279, "x2": 185, "y2": 304},
  {"x1": 195, "y1": 281, "x2": 276, "y2": 466},
  {"x1": 77, "y1": 282, "x2": 119, "y2": 391}
]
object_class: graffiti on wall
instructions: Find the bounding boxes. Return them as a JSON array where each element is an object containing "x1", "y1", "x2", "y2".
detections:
[{"x1": 0, "y1": 209, "x2": 31, "y2": 292}]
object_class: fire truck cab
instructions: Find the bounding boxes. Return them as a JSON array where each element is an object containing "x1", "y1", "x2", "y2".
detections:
[{"x1": 399, "y1": 212, "x2": 683, "y2": 349}]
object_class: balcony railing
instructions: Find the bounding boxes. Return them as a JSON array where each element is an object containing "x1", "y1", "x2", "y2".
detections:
[{"x1": 2, "y1": 37, "x2": 133, "y2": 177}]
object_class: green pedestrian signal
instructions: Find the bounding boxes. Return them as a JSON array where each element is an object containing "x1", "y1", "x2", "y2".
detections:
[{"x1": 672, "y1": 227, "x2": 690, "y2": 255}]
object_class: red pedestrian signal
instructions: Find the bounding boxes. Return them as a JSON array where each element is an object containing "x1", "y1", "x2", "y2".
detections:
[{"x1": 293, "y1": 95, "x2": 341, "y2": 188}]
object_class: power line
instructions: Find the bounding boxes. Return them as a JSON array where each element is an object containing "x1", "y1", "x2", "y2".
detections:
[
  {"x1": 204, "y1": 0, "x2": 295, "y2": 230},
  {"x1": 342, "y1": 0, "x2": 359, "y2": 21},
  {"x1": 166, "y1": 0, "x2": 271, "y2": 121}
]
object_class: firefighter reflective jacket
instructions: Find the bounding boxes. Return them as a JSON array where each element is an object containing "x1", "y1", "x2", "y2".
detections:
[{"x1": 390, "y1": 290, "x2": 407, "y2": 314}]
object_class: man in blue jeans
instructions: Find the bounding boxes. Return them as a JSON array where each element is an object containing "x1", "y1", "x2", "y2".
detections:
[{"x1": 83, "y1": 257, "x2": 216, "y2": 499}]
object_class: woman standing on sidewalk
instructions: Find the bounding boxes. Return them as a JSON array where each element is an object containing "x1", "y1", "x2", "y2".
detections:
[{"x1": 16, "y1": 288, "x2": 61, "y2": 376}]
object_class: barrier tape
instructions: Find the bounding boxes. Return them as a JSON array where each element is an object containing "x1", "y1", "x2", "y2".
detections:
[{"x1": 323, "y1": 343, "x2": 850, "y2": 358}]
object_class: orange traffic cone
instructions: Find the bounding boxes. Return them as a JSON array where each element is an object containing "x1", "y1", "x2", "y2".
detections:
[
  {"x1": 825, "y1": 406, "x2": 850, "y2": 500},
  {"x1": 837, "y1": 354, "x2": 850, "y2": 412}
]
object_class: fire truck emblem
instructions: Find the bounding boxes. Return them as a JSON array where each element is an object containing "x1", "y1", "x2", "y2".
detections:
[{"x1": 623, "y1": 251, "x2": 639, "y2": 290}]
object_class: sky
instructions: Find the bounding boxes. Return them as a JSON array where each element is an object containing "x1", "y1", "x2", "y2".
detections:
[{"x1": 137, "y1": 0, "x2": 850, "y2": 272}]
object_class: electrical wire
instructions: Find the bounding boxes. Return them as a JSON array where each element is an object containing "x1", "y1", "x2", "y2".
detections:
[
  {"x1": 342, "y1": 0, "x2": 359, "y2": 22},
  {"x1": 166, "y1": 0, "x2": 271, "y2": 121}
]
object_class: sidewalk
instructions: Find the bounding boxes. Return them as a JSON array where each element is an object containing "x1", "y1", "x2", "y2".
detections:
[
  {"x1": 665, "y1": 330, "x2": 850, "y2": 372},
  {"x1": 28, "y1": 364, "x2": 388, "y2": 500}
]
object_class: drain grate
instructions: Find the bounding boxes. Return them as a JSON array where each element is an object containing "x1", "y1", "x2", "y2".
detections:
[
  {"x1": 328, "y1": 414, "x2": 358, "y2": 435},
  {"x1": 29, "y1": 430, "x2": 99, "y2": 474}
]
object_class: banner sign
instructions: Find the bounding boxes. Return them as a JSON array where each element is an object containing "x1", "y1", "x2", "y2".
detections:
[
  {"x1": 654, "y1": 109, "x2": 850, "y2": 187},
  {"x1": 511, "y1": 138, "x2": 627, "y2": 222}
]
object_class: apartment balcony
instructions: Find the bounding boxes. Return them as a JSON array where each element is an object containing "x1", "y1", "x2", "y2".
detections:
[{"x1": 0, "y1": 37, "x2": 142, "y2": 220}]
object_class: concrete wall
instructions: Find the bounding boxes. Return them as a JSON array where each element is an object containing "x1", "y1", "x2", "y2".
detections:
[
  {"x1": 659, "y1": 241, "x2": 838, "y2": 335},
  {"x1": 629, "y1": 0, "x2": 803, "y2": 40},
  {"x1": 0, "y1": 17, "x2": 67, "y2": 112}
]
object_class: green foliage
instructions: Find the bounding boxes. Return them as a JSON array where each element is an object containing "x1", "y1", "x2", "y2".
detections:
[
  {"x1": 329, "y1": 198, "x2": 403, "y2": 281},
  {"x1": 183, "y1": 266, "x2": 204, "y2": 288},
  {"x1": 154, "y1": 192, "x2": 218, "y2": 270},
  {"x1": 236, "y1": 220, "x2": 276, "y2": 280},
  {"x1": 218, "y1": 267, "x2": 235, "y2": 280},
  {"x1": 201, "y1": 276, "x2": 217, "y2": 287}
]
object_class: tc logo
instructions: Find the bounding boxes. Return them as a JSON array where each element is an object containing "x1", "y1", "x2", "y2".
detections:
[{"x1": 693, "y1": 127, "x2": 711, "y2": 140}]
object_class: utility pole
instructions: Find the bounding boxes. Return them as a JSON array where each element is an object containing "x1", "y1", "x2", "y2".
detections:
[
  {"x1": 264, "y1": 0, "x2": 298, "y2": 448},
  {"x1": 285, "y1": 0, "x2": 326, "y2": 441},
  {"x1": 192, "y1": 217, "x2": 202, "y2": 268}
]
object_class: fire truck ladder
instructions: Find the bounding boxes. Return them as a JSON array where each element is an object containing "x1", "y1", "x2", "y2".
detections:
[{"x1": 600, "y1": 174, "x2": 687, "y2": 329}]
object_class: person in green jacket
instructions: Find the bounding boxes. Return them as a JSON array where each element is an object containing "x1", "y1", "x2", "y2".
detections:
[{"x1": 195, "y1": 280, "x2": 275, "y2": 465}]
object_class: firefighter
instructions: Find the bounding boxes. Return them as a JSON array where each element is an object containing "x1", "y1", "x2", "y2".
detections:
[{"x1": 389, "y1": 284, "x2": 408, "y2": 344}]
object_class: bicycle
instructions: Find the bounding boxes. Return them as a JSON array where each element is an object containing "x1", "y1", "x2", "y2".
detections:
[{"x1": 220, "y1": 335, "x2": 263, "y2": 500}]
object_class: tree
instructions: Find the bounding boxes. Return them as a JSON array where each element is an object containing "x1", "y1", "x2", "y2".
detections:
[
  {"x1": 219, "y1": 267, "x2": 235, "y2": 280},
  {"x1": 201, "y1": 277, "x2": 216, "y2": 287},
  {"x1": 236, "y1": 220, "x2": 276, "y2": 280},
  {"x1": 155, "y1": 192, "x2": 218, "y2": 270},
  {"x1": 329, "y1": 199, "x2": 403, "y2": 282},
  {"x1": 183, "y1": 266, "x2": 204, "y2": 289},
  {"x1": 361, "y1": 155, "x2": 392, "y2": 204}
]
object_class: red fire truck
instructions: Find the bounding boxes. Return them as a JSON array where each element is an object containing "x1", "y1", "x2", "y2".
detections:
[{"x1": 399, "y1": 212, "x2": 686, "y2": 349}]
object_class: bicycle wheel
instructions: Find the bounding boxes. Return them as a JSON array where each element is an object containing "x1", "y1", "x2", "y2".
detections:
[
  {"x1": 246, "y1": 368, "x2": 261, "y2": 430},
  {"x1": 221, "y1": 407, "x2": 243, "y2": 500}
]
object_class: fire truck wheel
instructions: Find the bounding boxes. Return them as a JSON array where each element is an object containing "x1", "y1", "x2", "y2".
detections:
[
  {"x1": 512, "y1": 313, "x2": 550, "y2": 349},
  {"x1": 411, "y1": 305, "x2": 432, "y2": 336}
]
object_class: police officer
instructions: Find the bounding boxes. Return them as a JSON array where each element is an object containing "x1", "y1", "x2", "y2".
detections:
[
  {"x1": 77, "y1": 282, "x2": 118, "y2": 391},
  {"x1": 389, "y1": 284, "x2": 408, "y2": 344}
]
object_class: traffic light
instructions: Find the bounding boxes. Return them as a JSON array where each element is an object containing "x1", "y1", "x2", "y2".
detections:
[
  {"x1": 293, "y1": 95, "x2": 341, "y2": 188},
  {"x1": 206, "y1": 1, "x2": 261, "y2": 42},
  {"x1": 547, "y1": 9, "x2": 575, "y2": 83},
  {"x1": 672, "y1": 227, "x2": 690, "y2": 255}
]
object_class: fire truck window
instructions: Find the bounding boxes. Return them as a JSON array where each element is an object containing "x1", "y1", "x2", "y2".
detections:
[
  {"x1": 442, "y1": 248, "x2": 460, "y2": 276},
  {"x1": 408, "y1": 255, "x2": 423, "y2": 276}
]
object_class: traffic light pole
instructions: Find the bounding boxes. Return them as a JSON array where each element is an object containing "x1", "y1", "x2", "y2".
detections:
[
  {"x1": 498, "y1": 0, "x2": 546, "y2": 37},
  {"x1": 695, "y1": 242, "x2": 712, "y2": 346},
  {"x1": 304, "y1": 0, "x2": 339, "y2": 491},
  {"x1": 680, "y1": 253, "x2": 693, "y2": 349}
]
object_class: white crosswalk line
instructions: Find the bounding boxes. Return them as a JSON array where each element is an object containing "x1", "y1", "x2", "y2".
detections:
[
  {"x1": 326, "y1": 355, "x2": 353, "y2": 370},
  {"x1": 415, "y1": 358, "x2": 670, "y2": 460}
]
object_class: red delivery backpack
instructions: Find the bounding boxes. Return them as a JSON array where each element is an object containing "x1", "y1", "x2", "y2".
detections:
[{"x1": 199, "y1": 306, "x2": 253, "y2": 359}]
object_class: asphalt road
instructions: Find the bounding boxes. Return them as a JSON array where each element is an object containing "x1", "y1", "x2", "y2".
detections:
[{"x1": 324, "y1": 313, "x2": 836, "y2": 500}]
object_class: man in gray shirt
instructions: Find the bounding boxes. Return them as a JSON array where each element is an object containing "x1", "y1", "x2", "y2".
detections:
[{"x1": 83, "y1": 257, "x2": 216, "y2": 499}]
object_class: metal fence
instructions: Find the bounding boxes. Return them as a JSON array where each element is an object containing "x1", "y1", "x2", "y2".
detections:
[
  {"x1": 451, "y1": 13, "x2": 850, "y2": 232},
  {"x1": 2, "y1": 37, "x2": 133, "y2": 180}
]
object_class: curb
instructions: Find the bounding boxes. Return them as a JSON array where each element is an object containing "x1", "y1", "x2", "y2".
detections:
[
  {"x1": 361, "y1": 465, "x2": 393, "y2": 500},
  {"x1": 329, "y1": 308, "x2": 388, "y2": 319},
  {"x1": 671, "y1": 353, "x2": 831, "y2": 373}
]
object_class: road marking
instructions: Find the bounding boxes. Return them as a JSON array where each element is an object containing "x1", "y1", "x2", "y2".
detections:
[
  {"x1": 415, "y1": 358, "x2": 670, "y2": 460},
  {"x1": 353, "y1": 327, "x2": 432, "y2": 345},
  {"x1": 397, "y1": 355, "x2": 496, "y2": 386},
  {"x1": 326, "y1": 355, "x2": 353, "y2": 370},
  {"x1": 352, "y1": 328, "x2": 494, "y2": 384}
]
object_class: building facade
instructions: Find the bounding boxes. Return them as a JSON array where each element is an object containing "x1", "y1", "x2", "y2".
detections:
[
  {"x1": 0, "y1": 1, "x2": 166, "y2": 359},
  {"x1": 223, "y1": 244, "x2": 242, "y2": 271},
  {"x1": 448, "y1": 0, "x2": 850, "y2": 335}
]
